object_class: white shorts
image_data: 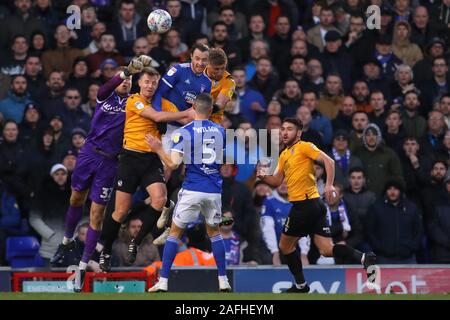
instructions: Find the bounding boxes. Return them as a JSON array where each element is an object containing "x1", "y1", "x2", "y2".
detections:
[
  {"x1": 172, "y1": 189, "x2": 222, "y2": 229},
  {"x1": 162, "y1": 124, "x2": 180, "y2": 154}
]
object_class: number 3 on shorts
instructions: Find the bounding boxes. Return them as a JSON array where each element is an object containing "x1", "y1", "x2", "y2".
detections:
[{"x1": 100, "y1": 187, "x2": 113, "y2": 200}]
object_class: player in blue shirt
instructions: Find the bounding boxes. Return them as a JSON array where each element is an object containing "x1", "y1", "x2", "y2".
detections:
[
  {"x1": 150, "y1": 44, "x2": 212, "y2": 235},
  {"x1": 260, "y1": 182, "x2": 292, "y2": 265},
  {"x1": 145, "y1": 93, "x2": 231, "y2": 293},
  {"x1": 152, "y1": 44, "x2": 212, "y2": 152}
]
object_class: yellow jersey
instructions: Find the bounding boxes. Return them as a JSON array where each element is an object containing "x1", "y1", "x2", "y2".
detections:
[
  {"x1": 208, "y1": 70, "x2": 235, "y2": 124},
  {"x1": 276, "y1": 140, "x2": 321, "y2": 202},
  {"x1": 123, "y1": 93, "x2": 161, "y2": 153}
]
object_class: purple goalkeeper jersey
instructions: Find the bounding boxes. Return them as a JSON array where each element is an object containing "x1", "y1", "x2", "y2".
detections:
[{"x1": 83, "y1": 75, "x2": 129, "y2": 157}]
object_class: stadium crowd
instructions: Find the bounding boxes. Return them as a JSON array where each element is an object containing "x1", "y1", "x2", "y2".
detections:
[{"x1": 0, "y1": 0, "x2": 449, "y2": 268}]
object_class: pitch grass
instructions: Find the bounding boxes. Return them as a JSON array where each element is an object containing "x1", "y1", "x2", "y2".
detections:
[{"x1": 0, "y1": 293, "x2": 449, "y2": 300}]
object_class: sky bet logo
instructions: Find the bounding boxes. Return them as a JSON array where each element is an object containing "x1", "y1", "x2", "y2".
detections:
[{"x1": 66, "y1": 5, "x2": 81, "y2": 30}]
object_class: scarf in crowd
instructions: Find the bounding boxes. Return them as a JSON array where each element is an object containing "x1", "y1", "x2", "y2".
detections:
[
  {"x1": 326, "y1": 200, "x2": 351, "y2": 232},
  {"x1": 332, "y1": 148, "x2": 350, "y2": 173},
  {"x1": 375, "y1": 51, "x2": 392, "y2": 71}
]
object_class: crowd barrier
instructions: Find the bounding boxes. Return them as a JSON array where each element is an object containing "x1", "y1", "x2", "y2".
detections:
[{"x1": 0, "y1": 265, "x2": 449, "y2": 294}]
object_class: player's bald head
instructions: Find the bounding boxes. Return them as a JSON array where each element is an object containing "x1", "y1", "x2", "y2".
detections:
[{"x1": 194, "y1": 93, "x2": 213, "y2": 115}]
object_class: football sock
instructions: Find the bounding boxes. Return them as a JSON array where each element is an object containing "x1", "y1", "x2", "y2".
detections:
[
  {"x1": 64, "y1": 205, "x2": 83, "y2": 239},
  {"x1": 81, "y1": 227, "x2": 101, "y2": 264},
  {"x1": 210, "y1": 234, "x2": 227, "y2": 276},
  {"x1": 332, "y1": 243, "x2": 363, "y2": 264},
  {"x1": 101, "y1": 213, "x2": 121, "y2": 254},
  {"x1": 160, "y1": 236, "x2": 179, "y2": 278},
  {"x1": 134, "y1": 205, "x2": 160, "y2": 245},
  {"x1": 95, "y1": 242, "x2": 104, "y2": 253},
  {"x1": 79, "y1": 261, "x2": 88, "y2": 270},
  {"x1": 284, "y1": 250, "x2": 306, "y2": 285}
]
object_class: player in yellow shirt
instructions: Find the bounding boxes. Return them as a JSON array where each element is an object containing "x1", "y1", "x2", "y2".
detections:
[
  {"x1": 257, "y1": 118, "x2": 377, "y2": 293},
  {"x1": 205, "y1": 48, "x2": 235, "y2": 124},
  {"x1": 99, "y1": 66, "x2": 194, "y2": 271}
]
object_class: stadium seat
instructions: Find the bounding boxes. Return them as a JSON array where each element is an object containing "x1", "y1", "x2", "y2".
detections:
[{"x1": 6, "y1": 237, "x2": 44, "y2": 268}]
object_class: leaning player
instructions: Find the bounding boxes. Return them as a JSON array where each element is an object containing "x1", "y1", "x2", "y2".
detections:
[
  {"x1": 51, "y1": 57, "x2": 151, "y2": 285},
  {"x1": 257, "y1": 118, "x2": 377, "y2": 293},
  {"x1": 154, "y1": 49, "x2": 235, "y2": 245},
  {"x1": 205, "y1": 48, "x2": 235, "y2": 124},
  {"x1": 151, "y1": 43, "x2": 212, "y2": 232},
  {"x1": 145, "y1": 93, "x2": 231, "y2": 293},
  {"x1": 98, "y1": 67, "x2": 195, "y2": 274},
  {"x1": 152, "y1": 43, "x2": 211, "y2": 150}
]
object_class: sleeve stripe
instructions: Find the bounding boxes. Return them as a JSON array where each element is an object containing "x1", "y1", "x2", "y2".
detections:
[
  {"x1": 162, "y1": 78, "x2": 173, "y2": 88},
  {"x1": 171, "y1": 148, "x2": 184, "y2": 154}
]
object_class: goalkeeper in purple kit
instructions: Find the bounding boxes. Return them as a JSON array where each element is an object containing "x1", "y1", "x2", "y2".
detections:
[{"x1": 51, "y1": 56, "x2": 153, "y2": 292}]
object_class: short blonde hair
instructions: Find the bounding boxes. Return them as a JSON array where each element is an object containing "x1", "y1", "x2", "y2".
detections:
[{"x1": 394, "y1": 64, "x2": 413, "y2": 81}]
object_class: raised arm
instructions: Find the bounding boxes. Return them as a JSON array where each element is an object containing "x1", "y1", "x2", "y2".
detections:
[
  {"x1": 151, "y1": 80, "x2": 171, "y2": 111},
  {"x1": 257, "y1": 166, "x2": 284, "y2": 188},
  {"x1": 316, "y1": 151, "x2": 337, "y2": 203},
  {"x1": 97, "y1": 74, "x2": 126, "y2": 101},
  {"x1": 140, "y1": 106, "x2": 194, "y2": 123},
  {"x1": 152, "y1": 65, "x2": 180, "y2": 111},
  {"x1": 145, "y1": 134, "x2": 183, "y2": 171},
  {"x1": 98, "y1": 58, "x2": 147, "y2": 101}
]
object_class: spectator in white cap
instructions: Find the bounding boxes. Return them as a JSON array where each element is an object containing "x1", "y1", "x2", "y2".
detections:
[{"x1": 29, "y1": 164, "x2": 71, "y2": 266}]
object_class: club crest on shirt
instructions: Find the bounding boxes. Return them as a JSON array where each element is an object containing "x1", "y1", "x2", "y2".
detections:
[
  {"x1": 135, "y1": 101, "x2": 144, "y2": 110},
  {"x1": 172, "y1": 132, "x2": 181, "y2": 143},
  {"x1": 167, "y1": 67, "x2": 177, "y2": 76}
]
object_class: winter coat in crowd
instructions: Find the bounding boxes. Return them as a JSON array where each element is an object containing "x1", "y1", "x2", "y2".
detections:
[
  {"x1": 29, "y1": 176, "x2": 71, "y2": 259},
  {"x1": 354, "y1": 124, "x2": 405, "y2": 196},
  {"x1": 366, "y1": 193, "x2": 423, "y2": 262},
  {"x1": 426, "y1": 182, "x2": 450, "y2": 263},
  {"x1": 222, "y1": 176, "x2": 261, "y2": 263},
  {"x1": 0, "y1": 90, "x2": 32, "y2": 124},
  {"x1": 391, "y1": 21, "x2": 424, "y2": 67}
]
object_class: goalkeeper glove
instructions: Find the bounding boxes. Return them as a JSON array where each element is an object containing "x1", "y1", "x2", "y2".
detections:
[
  {"x1": 123, "y1": 58, "x2": 144, "y2": 77},
  {"x1": 137, "y1": 55, "x2": 153, "y2": 68}
]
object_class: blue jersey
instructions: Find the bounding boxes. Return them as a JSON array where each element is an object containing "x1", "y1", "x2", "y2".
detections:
[
  {"x1": 223, "y1": 232, "x2": 240, "y2": 265},
  {"x1": 171, "y1": 120, "x2": 225, "y2": 193},
  {"x1": 261, "y1": 192, "x2": 292, "y2": 241},
  {"x1": 153, "y1": 63, "x2": 212, "y2": 113}
]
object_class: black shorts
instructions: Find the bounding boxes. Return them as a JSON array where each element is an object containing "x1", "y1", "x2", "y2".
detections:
[
  {"x1": 115, "y1": 149, "x2": 165, "y2": 194},
  {"x1": 282, "y1": 198, "x2": 331, "y2": 238}
]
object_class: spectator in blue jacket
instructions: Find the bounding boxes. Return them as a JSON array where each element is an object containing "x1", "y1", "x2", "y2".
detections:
[
  {"x1": 366, "y1": 179, "x2": 423, "y2": 264},
  {"x1": 0, "y1": 75, "x2": 32, "y2": 124},
  {"x1": 302, "y1": 90, "x2": 333, "y2": 146},
  {"x1": 232, "y1": 67, "x2": 266, "y2": 127},
  {"x1": 330, "y1": 130, "x2": 363, "y2": 188},
  {"x1": 260, "y1": 181, "x2": 291, "y2": 266},
  {"x1": 220, "y1": 210, "x2": 241, "y2": 266}
]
